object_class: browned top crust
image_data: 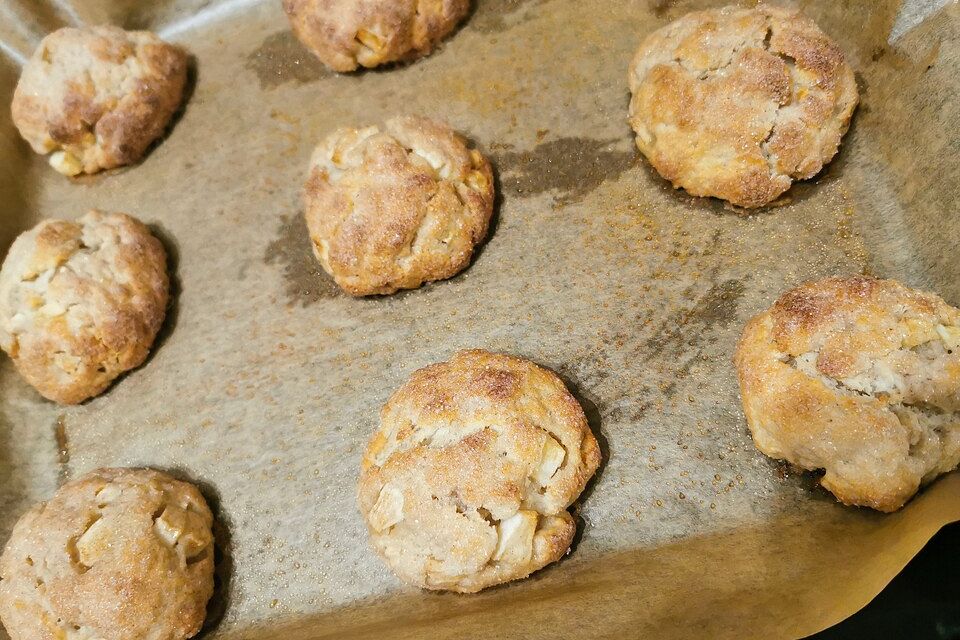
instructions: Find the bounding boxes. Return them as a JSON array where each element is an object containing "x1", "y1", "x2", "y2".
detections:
[
  {"x1": 358, "y1": 349, "x2": 601, "y2": 592},
  {"x1": 11, "y1": 25, "x2": 188, "y2": 176},
  {"x1": 0, "y1": 211, "x2": 169, "y2": 404},
  {"x1": 0, "y1": 468, "x2": 215, "y2": 640},
  {"x1": 304, "y1": 115, "x2": 494, "y2": 296},
  {"x1": 283, "y1": 0, "x2": 470, "y2": 72},
  {"x1": 628, "y1": 4, "x2": 858, "y2": 208},
  {"x1": 735, "y1": 276, "x2": 960, "y2": 512}
]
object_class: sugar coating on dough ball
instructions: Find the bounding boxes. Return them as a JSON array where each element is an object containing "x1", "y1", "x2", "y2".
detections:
[
  {"x1": 0, "y1": 468, "x2": 215, "y2": 640},
  {"x1": 359, "y1": 349, "x2": 602, "y2": 592},
  {"x1": 0, "y1": 210, "x2": 169, "y2": 404},
  {"x1": 736, "y1": 276, "x2": 960, "y2": 512},
  {"x1": 283, "y1": 0, "x2": 470, "y2": 72},
  {"x1": 304, "y1": 116, "x2": 494, "y2": 296},
  {"x1": 12, "y1": 25, "x2": 187, "y2": 176},
  {"x1": 628, "y1": 4, "x2": 858, "y2": 208}
]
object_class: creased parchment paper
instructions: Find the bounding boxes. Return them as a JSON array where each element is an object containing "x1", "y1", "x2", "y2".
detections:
[{"x1": 1, "y1": 1, "x2": 958, "y2": 638}]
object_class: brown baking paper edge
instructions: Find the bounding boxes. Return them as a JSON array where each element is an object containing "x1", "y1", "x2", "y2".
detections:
[{"x1": 1, "y1": 1, "x2": 958, "y2": 638}]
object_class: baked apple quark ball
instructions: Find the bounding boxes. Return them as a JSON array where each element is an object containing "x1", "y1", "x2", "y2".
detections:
[
  {"x1": 736, "y1": 276, "x2": 960, "y2": 512},
  {"x1": 628, "y1": 4, "x2": 858, "y2": 207},
  {"x1": 0, "y1": 468, "x2": 215, "y2": 640},
  {"x1": 304, "y1": 116, "x2": 494, "y2": 296},
  {"x1": 12, "y1": 26, "x2": 188, "y2": 176},
  {"x1": 283, "y1": 0, "x2": 470, "y2": 71},
  {"x1": 359, "y1": 350, "x2": 602, "y2": 592},
  {"x1": 0, "y1": 211, "x2": 169, "y2": 404}
]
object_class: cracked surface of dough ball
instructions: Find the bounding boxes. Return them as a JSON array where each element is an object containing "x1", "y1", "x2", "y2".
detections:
[
  {"x1": 282, "y1": 0, "x2": 470, "y2": 72},
  {"x1": 736, "y1": 276, "x2": 960, "y2": 512},
  {"x1": 304, "y1": 116, "x2": 494, "y2": 296},
  {"x1": 0, "y1": 468, "x2": 215, "y2": 640},
  {"x1": 359, "y1": 349, "x2": 602, "y2": 592},
  {"x1": 627, "y1": 4, "x2": 858, "y2": 208},
  {"x1": 12, "y1": 25, "x2": 188, "y2": 176},
  {"x1": 0, "y1": 211, "x2": 169, "y2": 404}
]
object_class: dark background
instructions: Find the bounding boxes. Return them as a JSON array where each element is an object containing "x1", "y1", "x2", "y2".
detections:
[{"x1": 808, "y1": 522, "x2": 960, "y2": 640}]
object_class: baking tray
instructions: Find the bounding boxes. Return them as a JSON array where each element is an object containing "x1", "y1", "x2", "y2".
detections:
[
  {"x1": 1, "y1": 0, "x2": 959, "y2": 638},
  {"x1": 807, "y1": 522, "x2": 960, "y2": 639}
]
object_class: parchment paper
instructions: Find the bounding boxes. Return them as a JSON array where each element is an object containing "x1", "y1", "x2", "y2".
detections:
[{"x1": 1, "y1": 1, "x2": 958, "y2": 638}]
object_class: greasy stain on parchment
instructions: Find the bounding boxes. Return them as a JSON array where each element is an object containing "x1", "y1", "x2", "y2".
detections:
[
  {"x1": 684, "y1": 278, "x2": 746, "y2": 327},
  {"x1": 54, "y1": 414, "x2": 70, "y2": 486},
  {"x1": 263, "y1": 214, "x2": 342, "y2": 306},
  {"x1": 492, "y1": 137, "x2": 636, "y2": 205},
  {"x1": 468, "y1": 0, "x2": 548, "y2": 33},
  {"x1": 246, "y1": 30, "x2": 331, "y2": 90},
  {"x1": 640, "y1": 277, "x2": 746, "y2": 397},
  {"x1": 642, "y1": 278, "x2": 747, "y2": 362},
  {"x1": 647, "y1": 0, "x2": 738, "y2": 21}
]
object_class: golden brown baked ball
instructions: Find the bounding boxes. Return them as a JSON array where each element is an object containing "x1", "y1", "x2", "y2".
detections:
[
  {"x1": 0, "y1": 211, "x2": 169, "y2": 404},
  {"x1": 736, "y1": 276, "x2": 960, "y2": 512},
  {"x1": 628, "y1": 4, "x2": 858, "y2": 208},
  {"x1": 359, "y1": 349, "x2": 602, "y2": 592},
  {"x1": 0, "y1": 468, "x2": 215, "y2": 640},
  {"x1": 283, "y1": 0, "x2": 470, "y2": 72},
  {"x1": 304, "y1": 116, "x2": 494, "y2": 296},
  {"x1": 12, "y1": 26, "x2": 188, "y2": 176}
]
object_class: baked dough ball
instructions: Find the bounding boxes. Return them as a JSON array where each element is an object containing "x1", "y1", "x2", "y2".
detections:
[
  {"x1": 282, "y1": 0, "x2": 470, "y2": 72},
  {"x1": 0, "y1": 211, "x2": 169, "y2": 404},
  {"x1": 359, "y1": 349, "x2": 602, "y2": 592},
  {"x1": 627, "y1": 5, "x2": 858, "y2": 208},
  {"x1": 304, "y1": 116, "x2": 494, "y2": 296},
  {"x1": 736, "y1": 276, "x2": 960, "y2": 512},
  {"x1": 12, "y1": 25, "x2": 188, "y2": 176},
  {"x1": 0, "y1": 468, "x2": 215, "y2": 640}
]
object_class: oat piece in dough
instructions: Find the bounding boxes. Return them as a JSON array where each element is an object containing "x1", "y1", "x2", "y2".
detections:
[
  {"x1": 11, "y1": 25, "x2": 188, "y2": 176},
  {"x1": 283, "y1": 0, "x2": 470, "y2": 72},
  {"x1": 736, "y1": 276, "x2": 960, "y2": 512},
  {"x1": 359, "y1": 349, "x2": 602, "y2": 592},
  {"x1": 0, "y1": 210, "x2": 169, "y2": 404},
  {"x1": 304, "y1": 116, "x2": 494, "y2": 296},
  {"x1": 627, "y1": 4, "x2": 858, "y2": 208},
  {"x1": 0, "y1": 468, "x2": 215, "y2": 640}
]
